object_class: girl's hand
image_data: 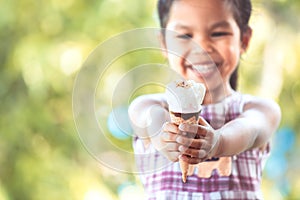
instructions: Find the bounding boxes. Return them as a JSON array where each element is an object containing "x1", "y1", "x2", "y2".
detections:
[
  {"x1": 176, "y1": 117, "x2": 222, "y2": 164},
  {"x1": 159, "y1": 122, "x2": 182, "y2": 162}
]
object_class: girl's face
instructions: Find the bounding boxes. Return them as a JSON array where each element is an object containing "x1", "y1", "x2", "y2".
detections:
[{"x1": 163, "y1": 0, "x2": 250, "y2": 102}]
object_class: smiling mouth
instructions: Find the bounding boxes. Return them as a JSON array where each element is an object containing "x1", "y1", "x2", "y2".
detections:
[{"x1": 189, "y1": 62, "x2": 218, "y2": 76}]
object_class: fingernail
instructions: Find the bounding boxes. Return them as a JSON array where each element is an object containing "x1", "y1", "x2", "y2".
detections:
[
  {"x1": 162, "y1": 132, "x2": 168, "y2": 140},
  {"x1": 178, "y1": 145, "x2": 183, "y2": 151},
  {"x1": 180, "y1": 155, "x2": 188, "y2": 161},
  {"x1": 178, "y1": 124, "x2": 185, "y2": 130},
  {"x1": 176, "y1": 136, "x2": 183, "y2": 143}
]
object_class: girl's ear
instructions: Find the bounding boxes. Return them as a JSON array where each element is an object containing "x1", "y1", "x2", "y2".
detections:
[
  {"x1": 158, "y1": 32, "x2": 168, "y2": 58},
  {"x1": 240, "y1": 27, "x2": 252, "y2": 54}
]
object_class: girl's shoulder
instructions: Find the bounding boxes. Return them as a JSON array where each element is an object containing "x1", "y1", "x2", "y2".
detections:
[
  {"x1": 233, "y1": 92, "x2": 281, "y2": 123},
  {"x1": 221, "y1": 92, "x2": 280, "y2": 117},
  {"x1": 238, "y1": 93, "x2": 280, "y2": 112}
]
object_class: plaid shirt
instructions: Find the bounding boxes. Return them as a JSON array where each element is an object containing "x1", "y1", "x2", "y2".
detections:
[{"x1": 133, "y1": 92, "x2": 270, "y2": 200}]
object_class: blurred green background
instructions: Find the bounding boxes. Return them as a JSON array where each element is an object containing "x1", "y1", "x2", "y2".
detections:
[{"x1": 1, "y1": 0, "x2": 299, "y2": 199}]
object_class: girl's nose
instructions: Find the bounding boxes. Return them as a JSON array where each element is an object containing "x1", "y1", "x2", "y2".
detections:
[{"x1": 191, "y1": 37, "x2": 214, "y2": 54}]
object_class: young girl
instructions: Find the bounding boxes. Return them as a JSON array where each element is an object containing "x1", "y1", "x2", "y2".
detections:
[{"x1": 129, "y1": 0, "x2": 281, "y2": 199}]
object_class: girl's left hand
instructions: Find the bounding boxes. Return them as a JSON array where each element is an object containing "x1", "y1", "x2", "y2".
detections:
[{"x1": 176, "y1": 117, "x2": 221, "y2": 164}]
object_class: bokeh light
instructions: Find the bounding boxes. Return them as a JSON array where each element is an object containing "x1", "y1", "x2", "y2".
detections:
[{"x1": 107, "y1": 106, "x2": 133, "y2": 140}]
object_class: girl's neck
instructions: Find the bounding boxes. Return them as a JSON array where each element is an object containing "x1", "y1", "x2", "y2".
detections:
[{"x1": 203, "y1": 83, "x2": 234, "y2": 105}]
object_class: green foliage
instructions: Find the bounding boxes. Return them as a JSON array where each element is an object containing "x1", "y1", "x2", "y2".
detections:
[{"x1": 0, "y1": 0, "x2": 156, "y2": 199}]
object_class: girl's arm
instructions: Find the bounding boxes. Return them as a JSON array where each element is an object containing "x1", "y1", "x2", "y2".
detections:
[
  {"x1": 178, "y1": 97, "x2": 281, "y2": 164},
  {"x1": 129, "y1": 95, "x2": 281, "y2": 163},
  {"x1": 129, "y1": 94, "x2": 182, "y2": 161},
  {"x1": 214, "y1": 97, "x2": 281, "y2": 157}
]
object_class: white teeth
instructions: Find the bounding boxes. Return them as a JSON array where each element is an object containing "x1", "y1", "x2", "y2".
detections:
[{"x1": 192, "y1": 64, "x2": 216, "y2": 73}]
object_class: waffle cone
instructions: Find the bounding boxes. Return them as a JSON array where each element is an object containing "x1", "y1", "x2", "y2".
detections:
[
  {"x1": 170, "y1": 111, "x2": 199, "y2": 183},
  {"x1": 179, "y1": 160, "x2": 189, "y2": 183}
]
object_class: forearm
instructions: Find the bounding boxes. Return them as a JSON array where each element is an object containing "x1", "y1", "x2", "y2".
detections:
[
  {"x1": 214, "y1": 101, "x2": 281, "y2": 157},
  {"x1": 146, "y1": 104, "x2": 170, "y2": 150},
  {"x1": 215, "y1": 119, "x2": 262, "y2": 157},
  {"x1": 129, "y1": 94, "x2": 169, "y2": 148}
]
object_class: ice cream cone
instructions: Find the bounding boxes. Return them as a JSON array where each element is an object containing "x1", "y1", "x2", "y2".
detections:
[
  {"x1": 165, "y1": 80, "x2": 206, "y2": 183},
  {"x1": 179, "y1": 159, "x2": 189, "y2": 183},
  {"x1": 170, "y1": 111, "x2": 200, "y2": 182}
]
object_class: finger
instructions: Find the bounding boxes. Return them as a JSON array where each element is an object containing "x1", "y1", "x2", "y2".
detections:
[
  {"x1": 192, "y1": 139, "x2": 211, "y2": 150},
  {"x1": 178, "y1": 123, "x2": 197, "y2": 133},
  {"x1": 178, "y1": 123, "x2": 208, "y2": 138},
  {"x1": 176, "y1": 136, "x2": 198, "y2": 148},
  {"x1": 176, "y1": 135, "x2": 194, "y2": 148},
  {"x1": 178, "y1": 123, "x2": 197, "y2": 136},
  {"x1": 177, "y1": 136, "x2": 210, "y2": 150},
  {"x1": 180, "y1": 155, "x2": 203, "y2": 165},
  {"x1": 179, "y1": 146, "x2": 207, "y2": 158},
  {"x1": 164, "y1": 142, "x2": 180, "y2": 152},
  {"x1": 162, "y1": 122, "x2": 179, "y2": 134},
  {"x1": 161, "y1": 131, "x2": 178, "y2": 142},
  {"x1": 166, "y1": 152, "x2": 181, "y2": 162},
  {"x1": 198, "y1": 116, "x2": 211, "y2": 127}
]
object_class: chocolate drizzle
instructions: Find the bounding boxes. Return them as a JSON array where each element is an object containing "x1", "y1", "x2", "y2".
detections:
[
  {"x1": 170, "y1": 111, "x2": 200, "y2": 120},
  {"x1": 205, "y1": 157, "x2": 220, "y2": 162}
]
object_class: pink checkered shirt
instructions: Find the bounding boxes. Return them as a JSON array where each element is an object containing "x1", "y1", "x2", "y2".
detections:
[{"x1": 133, "y1": 92, "x2": 270, "y2": 200}]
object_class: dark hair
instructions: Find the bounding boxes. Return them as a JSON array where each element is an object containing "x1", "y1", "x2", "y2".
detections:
[{"x1": 157, "y1": 0, "x2": 252, "y2": 90}]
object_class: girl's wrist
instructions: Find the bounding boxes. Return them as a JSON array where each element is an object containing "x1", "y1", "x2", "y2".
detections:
[{"x1": 208, "y1": 130, "x2": 223, "y2": 158}]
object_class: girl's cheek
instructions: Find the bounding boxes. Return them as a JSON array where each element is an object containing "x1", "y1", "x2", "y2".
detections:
[{"x1": 166, "y1": 39, "x2": 191, "y2": 56}]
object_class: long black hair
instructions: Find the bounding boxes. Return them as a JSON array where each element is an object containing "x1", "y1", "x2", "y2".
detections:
[{"x1": 157, "y1": 0, "x2": 252, "y2": 90}]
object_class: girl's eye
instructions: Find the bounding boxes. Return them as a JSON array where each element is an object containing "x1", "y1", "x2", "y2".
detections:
[
  {"x1": 177, "y1": 34, "x2": 192, "y2": 39},
  {"x1": 211, "y1": 32, "x2": 230, "y2": 37}
]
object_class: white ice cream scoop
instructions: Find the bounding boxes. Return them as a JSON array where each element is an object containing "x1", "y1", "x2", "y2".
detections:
[{"x1": 165, "y1": 79, "x2": 206, "y2": 114}]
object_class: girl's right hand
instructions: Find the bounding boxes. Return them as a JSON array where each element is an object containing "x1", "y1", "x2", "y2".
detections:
[{"x1": 159, "y1": 122, "x2": 181, "y2": 162}]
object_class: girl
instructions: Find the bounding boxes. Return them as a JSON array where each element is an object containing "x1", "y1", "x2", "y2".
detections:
[{"x1": 129, "y1": 0, "x2": 281, "y2": 199}]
